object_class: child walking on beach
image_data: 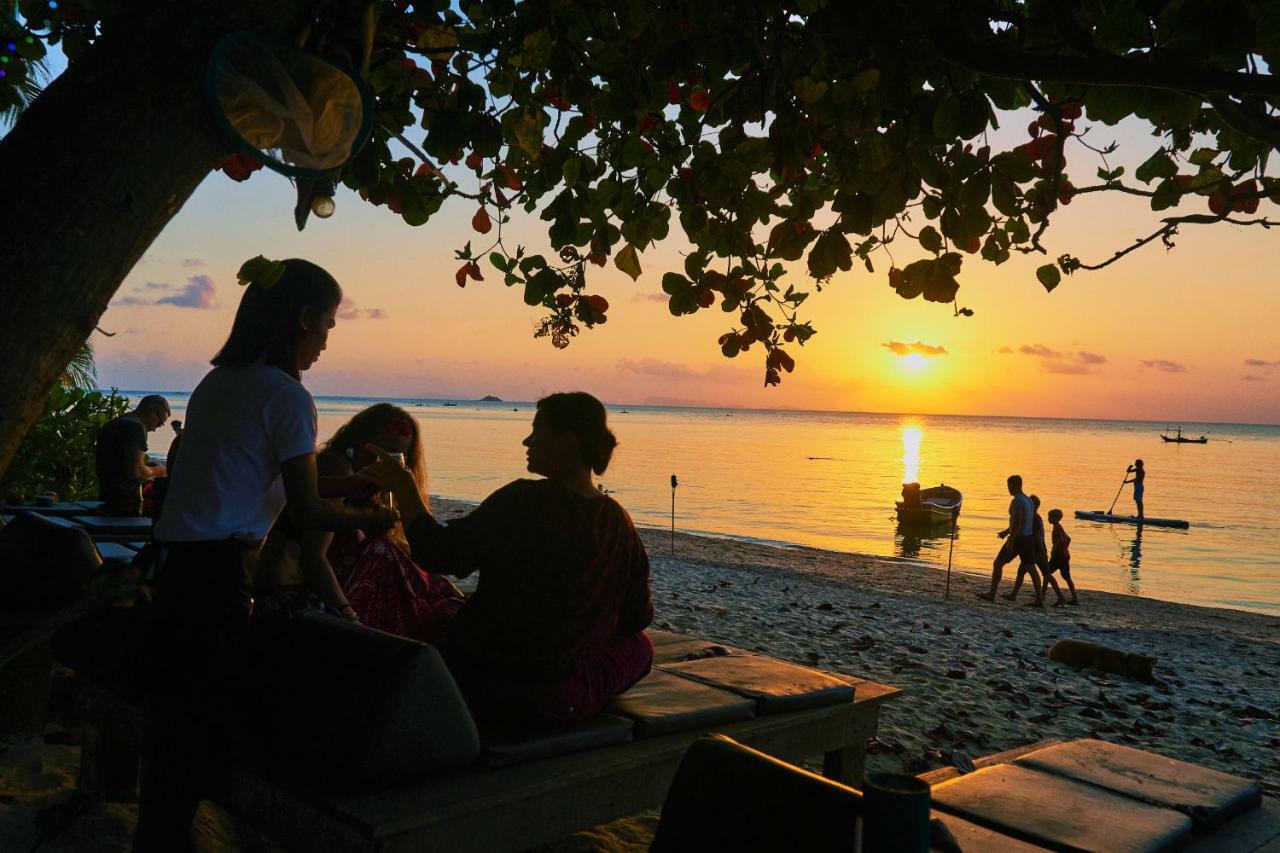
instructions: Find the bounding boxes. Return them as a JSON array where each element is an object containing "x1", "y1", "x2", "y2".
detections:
[{"x1": 1047, "y1": 508, "x2": 1079, "y2": 605}]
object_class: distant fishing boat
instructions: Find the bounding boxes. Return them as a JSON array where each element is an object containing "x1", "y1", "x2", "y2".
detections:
[
  {"x1": 442, "y1": 402, "x2": 458, "y2": 407},
  {"x1": 1074, "y1": 511, "x2": 1190, "y2": 530},
  {"x1": 896, "y1": 483, "x2": 962, "y2": 525},
  {"x1": 1160, "y1": 426, "x2": 1207, "y2": 444}
]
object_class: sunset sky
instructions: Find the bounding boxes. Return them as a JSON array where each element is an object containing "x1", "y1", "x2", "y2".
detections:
[{"x1": 86, "y1": 91, "x2": 1278, "y2": 424}]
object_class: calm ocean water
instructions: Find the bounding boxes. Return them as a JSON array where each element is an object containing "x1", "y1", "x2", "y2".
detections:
[{"x1": 149, "y1": 392, "x2": 1280, "y2": 616}]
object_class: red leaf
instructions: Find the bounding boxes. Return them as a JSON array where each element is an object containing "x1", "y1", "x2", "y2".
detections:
[
  {"x1": 465, "y1": 152, "x2": 483, "y2": 170},
  {"x1": 1208, "y1": 189, "x2": 1229, "y2": 216},
  {"x1": 218, "y1": 153, "x2": 263, "y2": 182},
  {"x1": 689, "y1": 89, "x2": 711, "y2": 112},
  {"x1": 468, "y1": 261, "x2": 484, "y2": 282},
  {"x1": 1060, "y1": 102, "x2": 1083, "y2": 120},
  {"x1": 587, "y1": 253, "x2": 607, "y2": 266},
  {"x1": 888, "y1": 267, "x2": 903, "y2": 289},
  {"x1": 697, "y1": 288, "x2": 715, "y2": 308},
  {"x1": 455, "y1": 262, "x2": 470, "y2": 287},
  {"x1": 667, "y1": 81, "x2": 682, "y2": 105},
  {"x1": 962, "y1": 236, "x2": 981, "y2": 254},
  {"x1": 583, "y1": 295, "x2": 609, "y2": 313},
  {"x1": 471, "y1": 207, "x2": 492, "y2": 234},
  {"x1": 1026, "y1": 121, "x2": 1041, "y2": 139},
  {"x1": 499, "y1": 165, "x2": 523, "y2": 191},
  {"x1": 555, "y1": 293, "x2": 575, "y2": 307}
]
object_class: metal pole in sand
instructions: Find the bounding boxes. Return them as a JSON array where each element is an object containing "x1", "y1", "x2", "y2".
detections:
[
  {"x1": 945, "y1": 507, "x2": 958, "y2": 600},
  {"x1": 670, "y1": 474, "x2": 678, "y2": 556}
]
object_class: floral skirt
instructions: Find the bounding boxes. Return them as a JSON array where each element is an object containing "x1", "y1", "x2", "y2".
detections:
[{"x1": 341, "y1": 536, "x2": 465, "y2": 644}]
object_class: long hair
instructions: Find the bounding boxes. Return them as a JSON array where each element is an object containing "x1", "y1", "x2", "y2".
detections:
[
  {"x1": 536, "y1": 392, "x2": 617, "y2": 476},
  {"x1": 212, "y1": 258, "x2": 342, "y2": 378},
  {"x1": 323, "y1": 403, "x2": 428, "y2": 503}
]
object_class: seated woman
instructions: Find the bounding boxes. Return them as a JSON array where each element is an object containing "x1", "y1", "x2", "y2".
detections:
[
  {"x1": 364, "y1": 392, "x2": 654, "y2": 725},
  {"x1": 255, "y1": 403, "x2": 463, "y2": 641}
]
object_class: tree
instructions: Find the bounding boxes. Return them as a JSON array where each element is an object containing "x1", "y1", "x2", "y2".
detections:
[{"x1": 0, "y1": 0, "x2": 1276, "y2": 480}]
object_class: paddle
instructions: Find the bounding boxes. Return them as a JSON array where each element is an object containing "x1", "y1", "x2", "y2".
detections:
[
  {"x1": 1106, "y1": 468, "x2": 1130, "y2": 515},
  {"x1": 944, "y1": 506, "x2": 959, "y2": 601}
]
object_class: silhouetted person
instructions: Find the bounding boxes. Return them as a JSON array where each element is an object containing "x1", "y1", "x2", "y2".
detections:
[
  {"x1": 1007, "y1": 495, "x2": 1064, "y2": 606},
  {"x1": 94, "y1": 394, "x2": 170, "y2": 515},
  {"x1": 1125, "y1": 458, "x2": 1145, "y2": 519},
  {"x1": 979, "y1": 474, "x2": 1042, "y2": 605}
]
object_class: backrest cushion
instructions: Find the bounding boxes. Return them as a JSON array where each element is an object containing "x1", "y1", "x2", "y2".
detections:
[
  {"x1": 245, "y1": 611, "x2": 480, "y2": 790},
  {"x1": 0, "y1": 511, "x2": 102, "y2": 610}
]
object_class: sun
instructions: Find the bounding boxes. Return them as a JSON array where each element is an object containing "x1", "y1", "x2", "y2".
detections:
[{"x1": 899, "y1": 353, "x2": 928, "y2": 372}]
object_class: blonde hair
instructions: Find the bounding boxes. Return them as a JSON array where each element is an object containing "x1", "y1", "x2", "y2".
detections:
[{"x1": 323, "y1": 403, "x2": 428, "y2": 508}]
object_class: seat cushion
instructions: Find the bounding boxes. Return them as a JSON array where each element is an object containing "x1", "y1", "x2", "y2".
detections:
[
  {"x1": 0, "y1": 511, "x2": 102, "y2": 609},
  {"x1": 69, "y1": 515, "x2": 153, "y2": 536},
  {"x1": 653, "y1": 638, "x2": 744, "y2": 665},
  {"x1": 1016, "y1": 739, "x2": 1262, "y2": 830},
  {"x1": 932, "y1": 763, "x2": 1191, "y2": 852},
  {"x1": 246, "y1": 611, "x2": 480, "y2": 790},
  {"x1": 95, "y1": 541, "x2": 137, "y2": 566},
  {"x1": 609, "y1": 669, "x2": 755, "y2": 737},
  {"x1": 659, "y1": 655, "x2": 854, "y2": 715},
  {"x1": 481, "y1": 713, "x2": 633, "y2": 768}
]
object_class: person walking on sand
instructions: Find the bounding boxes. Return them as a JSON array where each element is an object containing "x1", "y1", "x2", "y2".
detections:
[
  {"x1": 1046, "y1": 508, "x2": 1079, "y2": 605},
  {"x1": 978, "y1": 475, "x2": 1043, "y2": 605},
  {"x1": 1125, "y1": 459, "x2": 1145, "y2": 520},
  {"x1": 1005, "y1": 495, "x2": 1065, "y2": 606}
]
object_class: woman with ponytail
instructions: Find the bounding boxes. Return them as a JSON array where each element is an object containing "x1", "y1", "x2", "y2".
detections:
[
  {"x1": 136, "y1": 259, "x2": 396, "y2": 852},
  {"x1": 362, "y1": 391, "x2": 654, "y2": 726}
]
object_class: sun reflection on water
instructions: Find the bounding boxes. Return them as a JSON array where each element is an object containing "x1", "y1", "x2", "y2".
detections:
[{"x1": 901, "y1": 423, "x2": 922, "y2": 484}]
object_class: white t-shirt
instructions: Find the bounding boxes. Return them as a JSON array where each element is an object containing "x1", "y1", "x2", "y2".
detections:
[
  {"x1": 155, "y1": 365, "x2": 317, "y2": 542},
  {"x1": 1010, "y1": 493, "x2": 1034, "y2": 537}
]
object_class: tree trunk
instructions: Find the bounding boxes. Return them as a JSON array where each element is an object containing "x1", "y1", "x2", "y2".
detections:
[{"x1": 0, "y1": 3, "x2": 307, "y2": 485}]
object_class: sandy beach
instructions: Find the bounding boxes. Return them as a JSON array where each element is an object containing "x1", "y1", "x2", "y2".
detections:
[{"x1": 2, "y1": 499, "x2": 1277, "y2": 851}]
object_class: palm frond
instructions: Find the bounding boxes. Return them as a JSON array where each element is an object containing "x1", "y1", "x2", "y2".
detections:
[{"x1": 60, "y1": 338, "x2": 97, "y2": 390}]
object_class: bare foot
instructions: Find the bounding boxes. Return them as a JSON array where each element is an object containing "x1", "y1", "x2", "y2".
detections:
[
  {"x1": 976, "y1": 592, "x2": 996, "y2": 602},
  {"x1": 1024, "y1": 600, "x2": 1044, "y2": 608},
  {"x1": 1000, "y1": 592, "x2": 1017, "y2": 601}
]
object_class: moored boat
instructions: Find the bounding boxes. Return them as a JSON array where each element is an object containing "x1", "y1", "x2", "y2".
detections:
[
  {"x1": 896, "y1": 483, "x2": 962, "y2": 525},
  {"x1": 1160, "y1": 426, "x2": 1207, "y2": 444}
]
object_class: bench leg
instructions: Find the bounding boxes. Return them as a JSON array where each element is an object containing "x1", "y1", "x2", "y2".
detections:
[{"x1": 822, "y1": 704, "x2": 883, "y2": 786}]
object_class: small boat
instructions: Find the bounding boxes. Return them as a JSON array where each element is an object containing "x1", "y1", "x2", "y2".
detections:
[
  {"x1": 896, "y1": 483, "x2": 962, "y2": 525},
  {"x1": 442, "y1": 402, "x2": 457, "y2": 407},
  {"x1": 1160, "y1": 426, "x2": 1207, "y2": 444},
  {"x1": 1074, "y1": 511, "x2": 1190, "y2": 529}
]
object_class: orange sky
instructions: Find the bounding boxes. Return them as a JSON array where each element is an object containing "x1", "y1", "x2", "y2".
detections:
[{"x1": 96, "y1": 117, "x2": 1280, "y2": 424}]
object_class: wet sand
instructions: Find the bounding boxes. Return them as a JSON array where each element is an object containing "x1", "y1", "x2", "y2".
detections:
[{"x1": 3, "y1": 503, "x2": 1277, "y2": 851}]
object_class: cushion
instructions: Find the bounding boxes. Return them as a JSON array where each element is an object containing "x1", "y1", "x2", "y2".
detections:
[
  {"x1": 652, "y1": 638, "x2": 743, "y2": 665},
  {"x1": 645, "y1": 629, "x2": 688, "y2": 646},
  {"x1": 69, "y1": 515, "x2": 153, "y2": 536},
  {"x1": 245, "y1": 611, "x2": 480, "y2": 790},
  {"x1": 660, "y1": 655, "x2": 854, "y2": 715},
  {"x1": 481, "y1": 713, "x2": 633, "y2": 768},
  {"x1": 608, "y1": 669, "x2": 755, "y2": 737},
  {"x1": 95, "y1": 541, "x2": 137, "y2": 566},
  {"x1": 1016, "y1": 739, "x2": 1262, "y2": 830},
  {"x1": 932, "y1": 763, "x2": 1191, "y2": 852},
  {"x1": 929, "y1": 812, "x2": 1048, "y2": 852},
  {"x1": 652, "y1": 735, "x2": 861, "y2": 852},
  {"x1": 0, "y1": 511, "x2": 102, "y2": 609}
]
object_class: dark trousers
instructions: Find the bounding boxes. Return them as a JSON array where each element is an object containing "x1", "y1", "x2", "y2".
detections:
[{"x1": 133, "y1": 540, "x2": 255, "y2": 853}]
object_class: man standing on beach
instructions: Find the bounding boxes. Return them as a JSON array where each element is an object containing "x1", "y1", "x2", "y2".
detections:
[
  {"x1": 94, "y1": 394, "x2": 169, "y2": 515},
  {"x1": 978, "y1": 474, "x2": 1043, "y2": 605},
  {"x1": 1125, "y1": 459, "x2": 1145, "y2": 520}
]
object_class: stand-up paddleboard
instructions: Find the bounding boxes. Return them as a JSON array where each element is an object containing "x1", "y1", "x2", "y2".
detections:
[{"x1": 1074, "y1": 511, "x2": 1190, "y2": 529}]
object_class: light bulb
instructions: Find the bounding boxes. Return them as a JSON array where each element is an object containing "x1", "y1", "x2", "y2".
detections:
[{"x1": 311, "y1": 195, "x2": 336, "y2": 218}]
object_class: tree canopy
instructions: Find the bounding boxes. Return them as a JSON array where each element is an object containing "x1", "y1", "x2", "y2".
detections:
[{"x1": 5, "y1": 0, "x2": 1278, "y2": 386}]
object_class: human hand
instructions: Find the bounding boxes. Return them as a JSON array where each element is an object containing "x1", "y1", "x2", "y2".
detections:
[
  {"x1": 366, "y1": 505, "x2": 399, "y2": 532},
  {"x1": 356, "y1": 445, "x2": 415, "y2": 492},
  {"x1": 997, "y1": 530, "x2": 1008, "y2": 539}
]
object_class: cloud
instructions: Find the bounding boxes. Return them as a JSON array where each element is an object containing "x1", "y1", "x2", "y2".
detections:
[
  {"x1": 1044, "y1": 362, "x2": 1094, "y2": 375},
  {"x1": 1140, "y1": 359, "x2": 1189, "y2": 373},
  {"x1": 630, "y1": 292, "x2": 669, "y2": 303},
  {"x1": 180, "y1": 258, "x2": 206, "y2": 268},
  {"x1": 1245, "y1": 358, "x2": 1279, "y2": 369},
  {"x1": 1076, "y1": 351, "x2": 1107, "y2": 365},
  {"x1": 617, "y1": 358, "x2": 701, "y2": 380},
  {"x1": 882, "y1": 341, "x2": 947, "y2": 357},
  {"x1": 337, "y1": 297, "x2": 387, "y2": 320},
  {"x1": 1019, "y1": 344, "x2": 1062, "y2": 358},
  {"x1": 1243, "y1": 374, "x2": 1267, "y2": 382},
  {"x1": 997, "y1": 346, "x2": 1013, "y2": 354},
  {"x1": 116, "y1": 275, "x2": 218, "y2": 308}
]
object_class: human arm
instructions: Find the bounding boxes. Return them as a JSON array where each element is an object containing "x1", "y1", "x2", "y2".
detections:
[
  {"x1": 280, "y1": 452, "x2": 396, "y2": 533},
  {"x1": 297, "y1": 528, "x2": 356, "y2": 620},
  {"x1": 617, "y1": 522, "x2": 654, "y2": 634}
]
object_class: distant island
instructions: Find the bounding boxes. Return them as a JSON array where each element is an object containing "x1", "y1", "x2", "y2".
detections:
[{"x1": 480, "y1": 395, "x2": 503, "y2": 402}]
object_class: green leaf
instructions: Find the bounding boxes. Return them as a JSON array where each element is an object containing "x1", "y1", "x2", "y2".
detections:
[
  {"x1": 894, "y1": 254, "x2": 962, "y2": 303},
  {"x1": 614, "y1": 244, "x2": 642, "y2": 280},
  {"x1": 662, "y1": 272, "x2": 692, "y2": 295},
  {"x1": 807, "y1": 231, "x2": 853, "y2": 279},
  {"x1": 1135, "y1": 150, "x2": 1178, "y2": 184},
  {"x1": 1036, "y1": 264, "x2": 1062, "y2": 292}
]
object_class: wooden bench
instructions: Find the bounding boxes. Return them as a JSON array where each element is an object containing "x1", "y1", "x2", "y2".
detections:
[{"x1": 199, "y1": 630, "x2": 898, "y2": 853}]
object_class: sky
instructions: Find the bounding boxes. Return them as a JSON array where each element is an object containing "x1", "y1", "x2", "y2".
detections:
[{"x1": 71, "y1": 72, "x2": 1278, "y2": 424}]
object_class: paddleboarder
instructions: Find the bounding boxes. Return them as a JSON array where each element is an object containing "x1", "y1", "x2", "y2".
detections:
[{"x1": 1124, "y1": 459, "x2": 1145, "y2": 520}]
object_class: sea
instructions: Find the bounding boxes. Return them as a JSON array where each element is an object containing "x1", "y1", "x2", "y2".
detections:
[{"x1": 143, "y1": 392, "x2": 1280, "y2": 617}]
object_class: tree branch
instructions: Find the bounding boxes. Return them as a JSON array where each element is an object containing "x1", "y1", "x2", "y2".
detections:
[{"x1": 1070, "y1": 213, "x2": 1275, "y2": 271}]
